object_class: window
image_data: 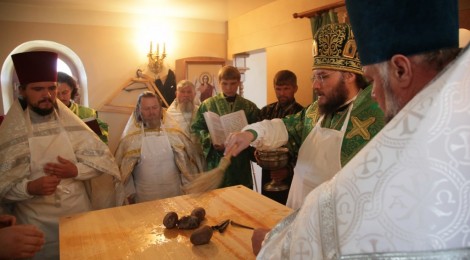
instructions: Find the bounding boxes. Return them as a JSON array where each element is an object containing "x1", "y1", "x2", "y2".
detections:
[{"x1": 57, "y1": 58, "x2": 73, "y2": 76}]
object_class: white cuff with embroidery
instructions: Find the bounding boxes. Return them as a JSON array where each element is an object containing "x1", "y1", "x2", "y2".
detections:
[
  {"x1": 4, "y1": 178, "x2": 34, "y2": 201},
  {"x1": 242, "y1": 118, "x2": 288, "y2": 150}
]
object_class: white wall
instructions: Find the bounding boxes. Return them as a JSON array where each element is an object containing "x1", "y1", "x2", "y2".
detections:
[
  {"x1": 242, "y1": 50, "x2": 267, "y2": 109},
  {"x1": 241, "y1": 50, "x2": 267, "y2": 193}
]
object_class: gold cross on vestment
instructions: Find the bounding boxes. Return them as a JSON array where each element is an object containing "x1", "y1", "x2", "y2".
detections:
[{"x1": 346, "y1": 116, "x2": 376, "y2": 140}]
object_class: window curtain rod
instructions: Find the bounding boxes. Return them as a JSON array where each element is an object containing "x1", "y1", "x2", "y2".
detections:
[{"x1": 293, "y1": 0, "x2": 345, "y2": 19}]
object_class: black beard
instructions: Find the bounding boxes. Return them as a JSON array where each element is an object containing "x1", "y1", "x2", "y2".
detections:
[
  {"x1": 318, "y1": 79, "x2": 349, "y2": 115},
  {"x1": 31, "y1": 106, "x2": 54, "y2": 116},
  {"x1": 24, "y1": 96, "x2": 56, "y2": 116}
]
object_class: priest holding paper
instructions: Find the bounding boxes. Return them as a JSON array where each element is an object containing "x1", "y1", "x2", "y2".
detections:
[
  {"x1": 57, "y1": 72, "x2": 109, "y2": 144},
  {"x1": 192, "y1": 65, "x2": 260, "y2": 189}
]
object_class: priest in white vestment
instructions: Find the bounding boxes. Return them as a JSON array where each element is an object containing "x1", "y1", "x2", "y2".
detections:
[
  {"x1": 227, "y1": 0, "x2": 470, "y2": 258},
  {"x1": 0, "y1": 51, "x2": 123, "y2": 260},
  {"x1": 163, "y1": 80, "x2": 206, "y2": 185},
  {"x1": 115, "y1": 90, "x2": 202, "y2": 203}
]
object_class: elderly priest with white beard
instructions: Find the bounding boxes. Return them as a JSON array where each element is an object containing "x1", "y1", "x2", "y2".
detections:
[{"x1": 164, "y1": 80, "x2": 206, "y2": 185}]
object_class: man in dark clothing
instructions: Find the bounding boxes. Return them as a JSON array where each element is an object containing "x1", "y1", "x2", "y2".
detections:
[{"x1": 258, "y1": 70, "x2": 303, "y2": 205}]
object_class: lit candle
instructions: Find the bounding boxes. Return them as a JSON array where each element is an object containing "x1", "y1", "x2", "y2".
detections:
[
  {"x1": 163, "y1": 43, "x2": 166, "y2": 54},
  {"x1": 156, "y1": 43, "x2": 160, "y2": 56},
  {"x1": 149, "y1": 41, "x2": 153, "y2": 54}
]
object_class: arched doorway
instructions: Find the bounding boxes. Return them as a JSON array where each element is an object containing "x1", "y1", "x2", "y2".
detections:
[{"x1": 0, "y1": 40, "x2": 88, "y2": 113}]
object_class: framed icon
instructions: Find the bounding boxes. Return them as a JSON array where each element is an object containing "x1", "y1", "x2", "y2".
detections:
[{"x1": 175, "y1": 57, "x2": 227, "y2": 103}]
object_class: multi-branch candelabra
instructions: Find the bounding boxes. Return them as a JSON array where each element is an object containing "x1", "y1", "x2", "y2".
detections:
[{"x1": 147, "y1": 41, "x2": 166, "y2": 74}]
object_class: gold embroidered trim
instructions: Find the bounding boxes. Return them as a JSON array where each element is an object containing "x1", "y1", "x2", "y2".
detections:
[
  {"x1": 319, "y1": 181, "x2": 340, "y2": 259},
  {"x1": 340, "y1": 247, "x2": 470, "y2": 259},
  {"x1": 313, "y1": 23, "x2": 362, "y2": 75},
  {"x1": 346, "y1": 116, "x2": 376, "y2": 140}
]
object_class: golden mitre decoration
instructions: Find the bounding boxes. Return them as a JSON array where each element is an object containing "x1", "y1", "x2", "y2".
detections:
[{"x1": 312, "y1": 23, "x2": 362, "y2": 75}]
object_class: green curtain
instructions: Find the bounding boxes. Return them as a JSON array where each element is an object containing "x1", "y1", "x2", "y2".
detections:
[{"x1": 309, "y1": 9, "x2": 339, "y2": 37}]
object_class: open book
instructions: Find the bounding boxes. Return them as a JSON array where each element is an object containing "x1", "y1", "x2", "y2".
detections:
[
  {"x1": 203, "y1": 110, "x2": 248, "y2": 145},
  {"x1": 83, "y1": 117, "x2": 102, "y2": 136}
]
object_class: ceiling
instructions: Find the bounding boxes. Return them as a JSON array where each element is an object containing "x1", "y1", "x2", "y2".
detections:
[{"x1": 0, "y1": 0, "x2": 277, "y2": 22}]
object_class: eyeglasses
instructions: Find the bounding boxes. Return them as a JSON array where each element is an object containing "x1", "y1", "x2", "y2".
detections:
[{"x1": 310, "y1": 71, "x2": 337, "y2": 85}]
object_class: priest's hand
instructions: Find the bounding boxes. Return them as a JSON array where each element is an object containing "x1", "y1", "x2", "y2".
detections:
[
  {"x1": 44, "y1": 156, "x2": 78, "y2": 179},
  {"x1": 251, "y1": 228, "x2": 270, "y2": 256},
  {"x1": 0, "y1": 224, "x2": 45, "y2": 259},
  {"x1": 27, "y1": 175, "x2": 61, "y2": 196},
  {"x1": 213, "y1": 144, "x2": 225, "y2": 152},
  {"x1": 0, "y1": 214, "x2": 15, "y2": 228},
  {"x1": 225, "y1": 131, "x2": 254, "y2": 157}
]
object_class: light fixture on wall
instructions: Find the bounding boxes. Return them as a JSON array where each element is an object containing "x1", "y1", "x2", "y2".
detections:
[
  {"x1": 234, "y1": 53, "x2": 249, "y2": 74},
  {"x1": 234, "y1": 53, "x2": 249, "y2": 97},
  {"x1": 147, "y1": 41, "x2": 167, "y2": 74}
]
